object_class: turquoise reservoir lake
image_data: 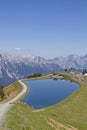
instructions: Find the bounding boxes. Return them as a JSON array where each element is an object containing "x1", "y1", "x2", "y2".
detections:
[{"x1": 23, "y1": 79, "x2": 80, "y2": 109}]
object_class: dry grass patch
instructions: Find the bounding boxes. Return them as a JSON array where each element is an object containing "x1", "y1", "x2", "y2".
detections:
[
  {"x1": 1, "y1": 81, "x2": 23, "y2": 103},
  {"x1": 45, "y1": 118, "x2": 78, "y2": 130}
]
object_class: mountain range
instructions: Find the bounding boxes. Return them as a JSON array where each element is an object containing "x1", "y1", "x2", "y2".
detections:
[{"x1": 0, "y1": 53, "x2": 87, "y2": 86}]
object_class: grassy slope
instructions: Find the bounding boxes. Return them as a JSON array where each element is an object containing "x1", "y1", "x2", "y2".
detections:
[
  {"x1": 3, "y1": 73, "x2": 87, "y2": 130},
  {"x1": 3, "y1": 104, "x2": 53, "y2": 130},
  {"x1": 0, "y1": 81, "x2": 23, "y2": 103},
  {"x1": 42, "y1": 87, "x2": 87, "y2": 129},
  {"x1": 83, "y1": 75, "x2": 87, "y2": 81}
]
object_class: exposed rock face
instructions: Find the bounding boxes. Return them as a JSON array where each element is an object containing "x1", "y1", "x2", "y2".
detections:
[
  {"x1": 0, "y1": 53, "x2": 63, "y2": 86},
  {"x1": 1, "y1": 53, "x2": 87, "y2": 86}
]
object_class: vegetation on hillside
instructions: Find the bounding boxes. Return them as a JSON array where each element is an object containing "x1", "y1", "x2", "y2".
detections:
[
  {"x1": 0, "y1": 81, "x2": 23, "y2": 103},
  {"x1": 27, "y1": 73, "x2": 42, "y2": 78},
  {"x1": 0, "y1": 85, "x2": 5, "y2": 101}
]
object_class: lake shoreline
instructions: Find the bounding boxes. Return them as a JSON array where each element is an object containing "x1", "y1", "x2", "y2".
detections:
[
  {"x1": 23, "y1": 77, "x2": 80, "y2": 109},
  {"x1": 3, "y1": 72, "x2": 87, "y2": 130}
]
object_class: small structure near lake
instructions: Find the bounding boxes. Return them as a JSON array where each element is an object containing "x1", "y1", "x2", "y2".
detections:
[
  {"x1": 53, "y1": 74, "x2": 64, "y2": 80},
  {"x1": 83, "y1": 69, "x2": 87, "y2": 76}
]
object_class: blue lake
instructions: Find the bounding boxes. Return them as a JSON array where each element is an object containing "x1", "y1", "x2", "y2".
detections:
[{"x1": 23, "y1": 79, "x2": 80, "y2": 109}]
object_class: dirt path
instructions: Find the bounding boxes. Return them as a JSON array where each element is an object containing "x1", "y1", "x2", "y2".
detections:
[{"x1": 0, "y1": 80, "x2": 27, "y2": 127}]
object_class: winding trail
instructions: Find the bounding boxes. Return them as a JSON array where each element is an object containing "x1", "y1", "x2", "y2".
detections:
[{"x1": 0, "y1": 80, "x2": 27, "y2": 127}]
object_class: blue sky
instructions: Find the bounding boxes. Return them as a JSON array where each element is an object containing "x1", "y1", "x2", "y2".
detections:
[{"x1": 0, "y1": 0, "x2": 87, "y2": 58}]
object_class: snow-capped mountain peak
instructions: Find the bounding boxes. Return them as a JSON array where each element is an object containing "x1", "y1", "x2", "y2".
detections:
[{"x1": 1, "y1": 53, "x2": 87, "y2": 86}]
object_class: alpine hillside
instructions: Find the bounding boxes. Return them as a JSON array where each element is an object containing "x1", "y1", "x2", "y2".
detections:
[
  {"x1": 0, "y1": 53, "x2": 62, "y2": 86},
  {"x1": 0, "y1": 53, "x2": 87, "y2": 86}
]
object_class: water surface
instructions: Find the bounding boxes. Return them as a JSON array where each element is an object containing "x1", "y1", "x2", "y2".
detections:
[{"x1": 23, "y1": 79, "x2": 79, "y2": 109}]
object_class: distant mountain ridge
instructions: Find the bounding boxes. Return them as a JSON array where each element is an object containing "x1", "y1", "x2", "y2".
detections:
[
  {"x1": 0, "y1": 53, "x2": 87, "y2": 86},
  {"x1": 0, "y1": 53, "x2": 62, "y2": 86}
]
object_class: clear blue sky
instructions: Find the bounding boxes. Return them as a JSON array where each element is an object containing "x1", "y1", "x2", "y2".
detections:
[{"x1": 0, "y1": 0, "x2": 87, "y2": 58}]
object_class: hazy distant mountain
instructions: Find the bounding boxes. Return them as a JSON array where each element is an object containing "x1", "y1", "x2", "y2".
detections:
[
  {"x1": 1, "y1": 53, "x2": 87, "y2": 86},
  {"x1": 51, "y1": 54, "x2": 82, "y2": 69},
  {"x1": 51, "y1": 54, "x2": 87, "y2": 70}
]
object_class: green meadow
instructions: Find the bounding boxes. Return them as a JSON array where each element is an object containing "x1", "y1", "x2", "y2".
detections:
[{"x1": 2, "y1": 73, "x2": 87, "y2": 130}]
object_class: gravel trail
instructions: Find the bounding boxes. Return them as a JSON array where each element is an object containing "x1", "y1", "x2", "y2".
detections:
[{"x1": 0, "y1": 80, "x2": 27, "y2": 127}]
